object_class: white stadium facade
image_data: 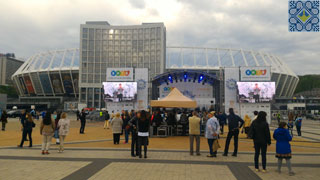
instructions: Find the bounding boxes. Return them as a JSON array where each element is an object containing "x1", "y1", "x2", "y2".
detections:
[{"x1": 11, "y1": 21, "x2": 299, "y2": 111}]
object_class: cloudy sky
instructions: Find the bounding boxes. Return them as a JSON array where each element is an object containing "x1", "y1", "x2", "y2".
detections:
[{"x1": 0, "y1": 0, "x2": 319, "y2": 75}]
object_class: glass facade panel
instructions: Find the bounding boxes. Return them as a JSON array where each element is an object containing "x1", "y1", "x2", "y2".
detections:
[
  {"x1": 30, "y1": 73, "x2": 43, "y2": 94},
  {"x1": 41, "y1": 54, "x2": 54, "y2": 69},
  {"x1": 61, "y1": 72, "x2": 74, "y2": 95},
  {"x1": 51, "y1": 52, "x2": 64, "y2": 69},
  {"x1": 233, "y1": 50, "x2": 245, "y2": 67},
  {"x1": 62, "y1": 50, "x2": 74, "y2": 67},
  {"x1": 219, "y1": 50, "x2": 233, "y2": 67},
  {"x1": 49, "y1": 73, "x2": 64, "y2": 94},
  {"x1": 39, "y1": 73, "x2": 53, "y2": 94},
  {"x1": 243, "y1": 51, "x2": 257, "y2": 66}
]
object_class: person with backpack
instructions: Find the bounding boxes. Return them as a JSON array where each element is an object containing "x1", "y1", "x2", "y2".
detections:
[
  {"x1": 180, "y1": 111, "x2": 189, "y2": 136},
  {"x1": 223, "y1": 108, "x2": 244, "y2": 157},
  {"x1": 295, "y1": 114, "x2": 302, "y2": 136},
  {"x1": 104, "y1": 110, "x2": 110, "y2": 129},
  {"x1": 249, "y1": 111, "x2": 271, "y2": 173},
  {"x1": 273, "y1": 122, "x2": 295, "y2": 176}
]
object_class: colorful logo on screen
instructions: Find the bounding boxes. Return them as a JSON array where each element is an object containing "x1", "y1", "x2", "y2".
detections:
[
  {"x1": 163, "y1": 87, "x2": 174, "y2": 92},
  {"x1": 245, "y1": 69, "x2": 267, "y2": 76},
  {"x1": 110, "y1": 70, "x2": 130, "y2": 76}
]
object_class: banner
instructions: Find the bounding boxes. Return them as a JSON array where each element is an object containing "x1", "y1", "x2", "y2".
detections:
[
  {"x1": 240, "y1": 66, "x2": 271, "y2": 81},
  {"x1": 23, "y1": 76, "x2": 35, "y2": 94},
  {"x1": 39, "y1": 73, "x2": 53, "y2": 94},
  {"x1": 72, "y1": 73, "x2": 79, "y2": 93},
  {"x1": 18, "y1": 77, "x2": 28, "y2": 95},
  {"x1": 61, "y1": 73, "x2": 74, "y2": 94},
  {"x1": 224, "y1": 67, "x2": 240, "y2": 114},
  {"x1": 134, "y1": 68, "x2": 148, "y2": 110},
  {"x1": 49, "y1": 74, "x2": 63, "y2": 94},
  {"x1": 106, "y1": 68, "x2": 133, "y2": 81}
]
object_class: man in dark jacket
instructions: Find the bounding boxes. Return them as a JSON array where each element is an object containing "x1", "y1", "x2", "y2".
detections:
[
  {"x1": 128, "y1": 112, "x2": 139, "y2": 157},
  {"x1": 79, "y1": 109, "x2": 87, "y2": 134},
  {"x1": 180, "y1": 111, "x2": 189, "y2": 136},
  {"x1": 223, "y1": 108, "x2": 244, "y2": 157},
  {"x1": 153, "y1": 110, "x2": 163, "y2": 135},
  {"x1": 216, "y1": 112, "x2": 227, "y2": 135}
]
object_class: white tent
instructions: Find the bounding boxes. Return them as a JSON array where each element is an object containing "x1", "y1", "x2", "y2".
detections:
[{"x1": 150, "y1": 88, "x2": 197, "y2": 108}]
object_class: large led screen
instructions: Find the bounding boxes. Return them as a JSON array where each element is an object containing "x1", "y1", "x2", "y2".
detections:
[
  {"x1": 237, "y1": 82, "x2": 275, "y2": 103},
  {"x1": 102, "y1": 82, "x2": 137, "y2": 102}
]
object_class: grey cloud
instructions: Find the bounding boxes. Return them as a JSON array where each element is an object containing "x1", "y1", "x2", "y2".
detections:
[
  {"x1": 0, "y1": 0, "x2": 318, "y2": 75},
  {"x1": 129, "y1": 0, "x2": 145, "y2": 9}
]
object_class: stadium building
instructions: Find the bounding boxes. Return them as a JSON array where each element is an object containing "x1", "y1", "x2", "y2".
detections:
[{"x1": 11, "y1": 21, "x2": 299, "y2": 111}]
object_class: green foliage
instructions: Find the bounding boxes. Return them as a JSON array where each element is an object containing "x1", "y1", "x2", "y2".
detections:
[
  {"x1": 0, "y1": 85, "x2": 18, "y2": 98},
  {"x1": 295, "y1": 75, "x2": 320, "y2": 94}
]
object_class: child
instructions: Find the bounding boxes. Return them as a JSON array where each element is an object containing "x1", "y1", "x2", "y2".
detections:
[
  {"x1": 57, "y1": 112, "x2": 70, "y2": 153},
  {"x1": 273, "y1": 122, "x2": 295, "y2": 176}
]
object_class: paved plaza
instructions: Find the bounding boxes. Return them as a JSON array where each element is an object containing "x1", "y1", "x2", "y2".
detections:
[{"x1": 0, "y1": 116, "x2": 320, "y2": 180}]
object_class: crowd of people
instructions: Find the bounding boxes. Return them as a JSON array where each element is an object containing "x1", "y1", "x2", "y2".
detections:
[
  {"x1": 0, "y1": 106, "x2": 305, "y2": 176},
  {"x1": 15, "y1": 109, "x2": 71, "y2": 155}
]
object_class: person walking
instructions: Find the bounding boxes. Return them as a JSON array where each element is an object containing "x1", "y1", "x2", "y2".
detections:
[
  {"x1": 189, "y1": 111, "x2": 201, "y2": 156},
  {"x1": 18, "y1": 112, "x2": 35, "y2": 148},
  {"x1": 123, "y1": 111, "x2": 130, "y2": 144},
  {"x1": 1, "y1": 110, "x2": 8, "y2": 131},
  {"x1": 205, "y1": 111, "x2": 220, "y2": 157},
  {"x1": 243, "y1": 114, "x2": 251, "y2": 138},
  {"x1": 58, "y1": 112, "x2": 70, "y2": 153},
  {"x1": 295, "y1": 114, "x2": 302, "y2": 136},
  {"x1": 129, "y1": 111, "x2": 139, "y2": 157},
  {"x1": 40, "y1": 112, "x2": 55, "y2": 155},
  {"x1": 111, "y1": 112, "x2": 123, "y2": 144},
  {"x1": 19, "y1": 109, "x2": 28, "y2": 141},
  {"x1": 79, "y1": 109, "x2": 87, "y2": 134},
  {"x1": 137, "y1": 110, "x2": 150, "y2": 158},
  {"x1": 273, "y1": 122, "x2": 295, "y2": 176},
  {"x1": 223, "y1": 108, "x2": 244, "y2": 157},
  {"x1": 103, "y1": 110, "x2": 110, "y2": 129},
  {"x1": 54, "y1": 111, "x2": 61, "y2": 144},
  {"x1": 249, "y1": 111, "x2": 271, "y2": 173}
]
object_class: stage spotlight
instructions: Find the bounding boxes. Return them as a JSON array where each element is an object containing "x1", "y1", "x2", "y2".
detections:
[
  {"x1": 184, "y1": 73, "x2": 188, "y2": 82},
  {"x1": 168, "y1": 74, "x2": 173, "y2": 83},
  {"x1": 199, "y1": 74, "x2": 204, "y2": 81}
]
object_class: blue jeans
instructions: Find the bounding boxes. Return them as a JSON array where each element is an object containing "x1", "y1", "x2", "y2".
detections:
[
  {"x1": 207, "y1": 139, "x2": 217, "y2": 155},
  {"x1": 125, "y1": 129, "x2": 129, "y2": 143}
]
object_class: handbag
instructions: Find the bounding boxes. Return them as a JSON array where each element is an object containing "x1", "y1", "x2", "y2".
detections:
[
  {"x1": 212, "y1": 139, "x2": 221, "y2": 152},
  {"x1": 32, "y1": 122, "x2": 36, "y2": 128}
]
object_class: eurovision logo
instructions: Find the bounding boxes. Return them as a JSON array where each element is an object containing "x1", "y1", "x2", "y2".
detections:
[
  {"x1": 245, "y1": 69, "x2": 267, "y2": 76},
  {"x1": 289, "y1": 0, "x2": 319, "y2": 32},
  {"x1": 110, "y1": 70, "x2": 130, "y2": 76}
]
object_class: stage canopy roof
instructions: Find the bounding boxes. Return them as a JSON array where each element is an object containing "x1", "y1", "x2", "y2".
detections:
[{"x1": 150, "y1": 88, "x2": 197, "y2": 108}]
